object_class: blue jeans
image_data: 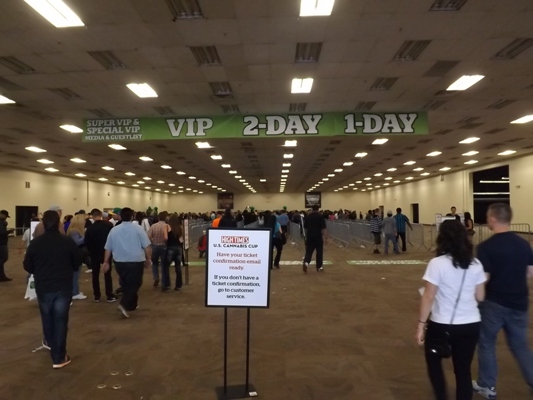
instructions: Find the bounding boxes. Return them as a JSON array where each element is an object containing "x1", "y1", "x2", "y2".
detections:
[
  {"x1": 478, "y1": 300, "x2": 533, "y2": 389},
  {"x1": 72, "y1": 269, "x2": 80, "y2": 296},
  {"x1": 384, "y1": 234, "x2": 399, "y2": 254},
  {"x1": 37, "y1": 290, "x2": 71, "y2": 364},
  {"x1": 151, "y1": 245, "x2": 166, "y2": 281},
  {"x1": 164, "y1": 246, "x2": 183, "y2": 289}
]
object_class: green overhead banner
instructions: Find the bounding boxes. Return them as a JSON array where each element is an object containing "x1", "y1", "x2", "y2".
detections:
[{"x1": 83, "y1": 112, "x2": 428, "y2": 142}]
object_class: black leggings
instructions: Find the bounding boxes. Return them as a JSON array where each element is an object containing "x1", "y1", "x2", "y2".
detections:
[{"x1": 425, "y1": 321, "x2": 480, "y2": 400}]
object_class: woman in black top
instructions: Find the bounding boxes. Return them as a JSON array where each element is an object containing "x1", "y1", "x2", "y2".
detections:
[
  {"x1": 464, "y1": 212, "x2": 475, "y2": 243},
  {"x1": 219, "y1": 209, "x2": 237, "y2": 228},
  {"x1": 162, "y1": 214, "x2": 183, "y2": 292}
]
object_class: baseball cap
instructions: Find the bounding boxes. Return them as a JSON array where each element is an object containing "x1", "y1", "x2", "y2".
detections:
[
  {"x1": 75, "y1": 209, "x2": 86, "y2": 215},
  {"x1": 49, "y1": 205, "x2": 62, "y2": 212},
  {"x1": 387, "y1": 210, "x2": 393, "y2": 215},
  {"x1": 0, "y1": 209, "x2": 10, "y2": 218},
  {"x1": 109, "y1": 207, "x2": 122, "y2": 215}
]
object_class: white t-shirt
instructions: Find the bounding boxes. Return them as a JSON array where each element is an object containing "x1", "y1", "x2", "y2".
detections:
[{"x1": 423, "y1": 255, "x2": 487, "y2": 325}]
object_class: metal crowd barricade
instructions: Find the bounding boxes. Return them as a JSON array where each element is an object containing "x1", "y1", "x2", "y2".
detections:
[
  {"x1": 244, "y1": 221, "x2": 260, "y2": 229},
  {"x1": 237, "y1": 221, "x2": 244, "y2": 229},
  {"x1": 325, "y1": 221, "x2": 351, "y2": 249},
  {"x1": 288, "y1": 221, "x2": 305, "y2": 249},
  {"x1": 188, "y1": 222, "x2": 211, "y2": 253},
  {"x1": 406, "y1": 224, "x2": 429, "y2": 251}
]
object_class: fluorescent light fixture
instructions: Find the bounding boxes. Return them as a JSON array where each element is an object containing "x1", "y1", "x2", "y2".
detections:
[
  {"x1": 117, "y1": 181, "x2": 125, "y2": 185},
  {"x1": 229, "y1": 171, "x2": 237, "y2": 174},
  {"x1": 157, "y1": 180, "x2": 165, "y2": 184},
  {"x1": 125, "y1": 172, "x2": 135, "y2": 176},
  {"x1": 139, "y1": 156, "x2": 153, "y2": 161},
  {"x1": 45, "y1": 167, "x2": 58, "y2": 172},
  {"x1": 24, "y1": 0, "x2": 85, "y2": 27},
  {"x1": 137, "y1": 181, "x2": 145, "y2": 184},
  {"x1": 385, "y1": 177, "x2": 392, "y2": 181},
  {"x1": 375, "y1": 185, "x2": 381, "y2": 188},
  {"x1": 404, "y1": 161, "x2": 416, "y2": 165},
  {"x1": 260, "y1": 179, "x2": 266, "y2": 182},
  {"x1": 413, "y1": 168, "x2": 424, "y2": 172},
  {"x1": 283, "y1": 163, "x2": 291, "y2": 167},
  {"x1": 178, "y1": 190, "x2": 183, "y2": 193},
  {"x1": 192, "y1": 189, "x2": 197, "y2": 193},
  {"x1": 70, "y1": 158, "x2": 86, "y2": 163},
  {"x1": 143, "y1": 177, "x2": 152, "y2": 180},
  {"x1": 421, "y1": 172, "x2": 430, "y2": 176},
  {"x1": 102, "y1": 166, "x2": 114, "y2": 171},
  {"x1": 161, "y1": 165, "x2": 172, "y2": 169},
  {"x1": 459, "y1": 137, "x2": 480, "y2": 144},
  {"x1": 109, "y1": 144, "x2": 127, "y2": 150},
  {"x1": 284, "y1": 140, "x2": 297, "y2": 147},
  {"x1": 281, "y1": 175, "x2": 288, "y2": 178},
  {"x1": 427, "y1": 151, "x2": 442, "y2": 157},
  {"x1": 198, "y1": 180, "x2": 205, "y2": 183},
  {"x1": 366, "y1": 183, "x2": 372, "y2": 186},
  {"x1": 479, "y1": 180, "x2": 510, "y2": 184},
  {"x1": 132, "y1": 184, "x2": 139, "y2": 187},
  {"x1": 387, "y1": 168, "x2": 397, "y2": 172},
  {"x1": 372, "y1": 138, "x2": 388, "y2": 145},
  {"x1": 126, "y1": 83, "x2": 158, "y2": 98},
  {"x1": 343, "y1": 162, "x2": 353, "y2": 167},
  {"x1": 0, "y1": 95, "x2": 16, "y2": 104},
  {"x1": 189, "y1": 176, "x2": 196, "y2": 180},
  {"x1": 164, "y1": 190, "x2": 169, "y2": 193},
  {"x1": 394, "y1": 180, "x2": 400, "y2": 183},
  {"x1": 211, "y1": 155, "x2": 223, "y2": 160},
  {"x1": 374, "y1": 173, "x2": 383, "y2": 177},
  {"x1": 176, "y1": 171, "x2": 186, "y2": 175},
  {"x1": 221, "y1": 164, "x2": 231, "y2": 168},
  {"x1": 206, "y1": 183, "x2": 212, "y2": 186},
  {"x1": 364, "y1": 177, "x2": 371, "y2": 181},
  {"x1": 37, "y1": 159, "x2": 54, "y2": 164},
  {"x1": 75, "y1": 173, "x2": 86, "y2": 177},
  {"x1": 511, "y1": 115, "x2": 533, "y2": 124},
  {"x1": 199, "y1": 191, "x2": 203, "y2": 194},
  {"x1": 462, "y1": 151, "x2": 479, "y2": 156},
  {"x1": 465, "y1": 160, "x2": 478, "y2": 165},
  {"x1": 498, "y1": 150, "x2": 516, "y2": 156},
  {"x1": 281, "y1": 169, "x2": 289, "y2": 174},
  {"x1": 328, "y1": 174, "x2": 335, "y2": 177},
  {"x1": 405, "y1": 177, "x2": 414, "y2": 180},
  {"x1": 281, "y1": 179, "x2": 287, "y2": 182},
  {"x1": 155, "y1": 189, "x2": 161, "y2": 192},
  {"x1": 239, "y1": 179, "x2": 245, "y2": 182},
  {"x1": 447, "y1": 75, "x2": 485, "y2": 91},
  {"x1": 169, "y1": 183, "x2": 176, "y2": 187},
  {"x1": 284, "y1": 154, "x2": 294, "y2": 159},
  {"x1": 145, "y1": 187, "x2": 151, "y2": 190},
  {"x1": 235, "y1": 176, "x2": 242, "y2": 179},
  {"x1": 196, "y1": 142, "x2": 212, "y2": 148},
  {"x1": 98, "y1": 178, "x2": 108, "y2": 181},
  {"x1": 60, "y1": 124, "x2": 83, "y2": 133},
  {"x1": 25, "y1": 146, "x2": 46, "y2": 153},
  {"x1": 322, "y1": 178, "x2": 329, "y2": 181},
  {"x1": 349, "y1": 183, "x2": 354, "y2": 186},
  {"x1": 355, "y1": 152, "x2": 368, "y2": 158},
  {"x1": 439, "y1": 167, "x2": 451, "y2": 171},
  {"x1": 300, "y1": 0, "x2": 335, "y2": 16},
  {"x1": 178, "y1": 186, "x2": 184, "y2": 189},
  {"x1": 334, "y1": 169, "x2": 343, "y2": 173},
  {"x1": 291, "y1": 78, "x2": 314, "y2": 94}
]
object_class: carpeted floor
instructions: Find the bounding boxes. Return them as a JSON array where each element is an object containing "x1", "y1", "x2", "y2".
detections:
[{"x1": 1, "y1": 237, "x2": 532, "y2": 400}]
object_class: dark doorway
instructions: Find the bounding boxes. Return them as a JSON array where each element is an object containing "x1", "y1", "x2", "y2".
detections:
[
  {"x1": 16, "y1": 206, "x2": 38, "y2": 235},
  {"x1": 379, "y1": 205, "x2": 384, "y2": 216},
  {"x1": 411, "y1": 203, "x2": 420, "y2": 224},
  {"x1": 472, "y1": 165, "x2": 510, "y2": 224}
]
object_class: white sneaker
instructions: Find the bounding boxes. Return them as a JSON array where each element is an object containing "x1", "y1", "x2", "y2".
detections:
[
  {"x1": 472, "y1": 380, "x2": 497, "y2": 400},
  {"x1": 85, "y1": 269, "x2": 92, "y2": 274},
  {"x1": 72, "y1": 293, "x2": 87, "y2": 300}
]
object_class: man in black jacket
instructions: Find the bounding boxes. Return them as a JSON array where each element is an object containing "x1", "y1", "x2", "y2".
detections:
[
  {"x1": 84, "y1": 209, "x2": 116, "y2": 303},
  {"x1": 24, "y1": 210, "x2": 82, "y2": 369},
  {"x1": 0, "y1": 209, "x2": 14, "y2": 281}
]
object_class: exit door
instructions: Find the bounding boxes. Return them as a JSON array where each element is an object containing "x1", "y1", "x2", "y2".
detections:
[
  {"x1": 16, "y1": 206, "x2": 39, "y2": 234},
  {"x1": 411, "y1": 203, "x2": 420, "y2": 224}
]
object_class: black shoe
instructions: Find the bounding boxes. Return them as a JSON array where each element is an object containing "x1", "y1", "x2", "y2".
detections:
[
  {"x1": 373, "y1": 249, "x2": 380, "y2": 254},
  {"x1": 107, "y1": 295, "x2": 118, "y2": 303},
  {"x1": 174, "y1": 287, "x2": 181, "y2": 291},
  {"x1": 153, "y1": 279, "x2": 159, "y2": 287},
  {"x1": 115, "y1": 287, "x2": 123, "y2": 295},
  {"x1": 0, "y1": 277, "x2": 12, "y2": 282},
  {"x1": 162, "y1": 287, "x2": 171, "y2": 292},
  {"x1": 93, "y1": 297, "x2": 100, "y2": 303},
  {"x1": 274, "y1": 265, "x2": 280, "y2": 269}
]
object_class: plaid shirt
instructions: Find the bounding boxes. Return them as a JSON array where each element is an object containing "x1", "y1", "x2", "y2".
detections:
[
  {"x1": 148, "y1": 221, "x2": 168, "y2": 245},
  {"x1": 394, "y1": 213, "x2": 409, "y2": 233}
]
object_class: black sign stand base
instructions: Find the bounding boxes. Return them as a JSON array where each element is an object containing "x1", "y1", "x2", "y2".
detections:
[{"x1": 215, "y1": 384, "x2": 257, "y2": 400}]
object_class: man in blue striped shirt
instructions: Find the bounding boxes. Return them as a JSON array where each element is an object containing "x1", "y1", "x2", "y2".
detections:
[
  {"x1": 394, "y1": 208, "x2": 413, "y2": 252},
  {"x1": 370, "y1": 209, "x2": 383, "y2": 254}
]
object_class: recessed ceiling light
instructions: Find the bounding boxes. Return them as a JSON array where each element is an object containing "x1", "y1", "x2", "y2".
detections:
[
  {"x1": 143, "y1": 177, "x2": 152, "y2": 180},
  {"x1": 387, "y1": 168, "x2": 397, "y2": 172},
  {"x1": 281, "y1": 175, "x2": 288, "y2": 178},
  {"x1": 348, "y1": 183, "x2": 354, "y2": 186},
  {"x1": 383, "y1": 183, "x2": 389, "y2": 186},
  {"x1": 60, "y1": 124, "x2": 83, "y2": 133},
  {"x1": 385, "y1": 177, "x2": 392, "y2": 180},
  {"x1": 98, "y1": 178, "x2": 108, "y2": 181},
  {"x1": 366, "y1": 183, "x2": 372, "y2": 186},
  {"x1": 198, "y1": 180, "x2": 205, "y2": 183},
  {"x1": 498, "y1": 150, "x2": 516, "y2": 156},
  {"x1": 161, "y1": 165, "x2": 172, "y2": 169},
  {"x1": 211, "y1": 155, "x2": 222, "y2": 160},
  {"x1": 375, "y1": 185, "x2": 381, "y2": 188},
  {"x1": 195, "y1": 142, "x2": 212, "y2": 148},
  {"x1": 186, "y1": 188, "x2": 192, "y2": 191},
  {"x1": 137, "y1": 181, "x2": 145, "y2": 184},
  {"x1": 283, "y1": 163, "x2": 291, "y2": 167},
  {"x1": 70, "y1": 158, "x2": 86, "y2": 163},
  {"x1": 125, "y1": 172, "x2": 135, "y2": 176},
  {"x1": 427, "y1": 151, "x2": 442, "y2": 157},
  {"x1": 117, "y1": 181, "x2": 125, "y2": 185},
  {"x1": 404, "y1": 161, "x2": 416, "y2": 165},
  {"x1": 405, "y1": 177, "x2": 414, "y2": 180},
  {"x1": 462, "y1": 151, "x2": 479, "y2": 156},
  {"x1": 372, "y1": 139, "x2": 388, "y2": 145},
  {"x1": 459, "y1": 137, "x2": 480, "y2": 144},
  {"x1": 439, "y1": 167, "x2": 451, "y2": 171},
  {"x1": 102, "y1": 166, "x2": 114, "y2": 171},
  {"x1": 235, "y1": 175, "x2": 242, "y2": 179},
  {"x1": 421, "y1": 172, "x2": 430, "y2": 176},
  {"x1": 239, "y1": 179, "x2": 246, "y2": 182},
  {"x1": 126, "y1": 83, "x2": 158, "y2": 98},
  {"x1": 176, "y1": 171, "x2": 186, "y2": 175},
  {"x1": 260, "y1": 179, "x2": 266, "y2": 182},
  {"x1": 199, "y1": 191, "x2": 203, "y2": 194},
  {"x1": 328, "y1": 174, "x2": 335, "y2": 177},
  {"x1": 284, "y1": 140, "x2": 297, "y2": 147},
  {"x1": 24, "y1": 0, "x2": 85, "y2": 28},
  {"x1": 281, "y1": 178, "x2": 287, "y2": 182},
  {"x1": 291, "y1": 78, "x2": 314, "y2": 93},
  {"x1": 284, "y1": 154, "x2": 294, "y2": 159},
  {"x1": 364, "y1": 177, "x2": 371, "y2": 181},
  {"x1": 189, "y1": 176, "x2": 196, "y2": 180},
  {"x1": 157, "y1": 180, "x2": 165, "y2": 184},
  {"x1": 355, "y1": 152, "x2": 368, "y2": 158},
  {"x1": 221, "y1": 164, "x2": 231, "y2": 168},
  {"x1": 334, "y1": 169, "x2": 343, "y2": 173},
  {"x1": 374, "y1": 173, "x2": 383, "y2": 177},
  {"x1": 132, "y1": 184, "x2": 139, "y2": 187},
  {"x1": 178, "y1": 186, "x2": 184, "y2": 189},
  {"x1": 169, "y1": 183, "x2": 176, "y2": 187},
  {"x1": 145, "y1": 187, "x2": 151, "y2": 190},
  {"x1": 394, "y1": 180, "x2": 400, "y2": 183},
  {"x1": 139, "y1": 156, "x2": 153, "y2": 161},
  {"x1": 206, "y1": 183, "x2": 212, "y2": 186},
  {"x1": 447, "y1": 75, "x2": 485, "y2": 91},
  {"x1": 193, "y1": 189, "x2": 198, "y2": 193},
  {"x1": 510, "y1": 115, "x2": 533, "y2": 124},
  {"x1": 343, "y1": 162, "x2": 353, "y2": 166},
  {"x1": 282, "y1": 169, "x2": 290, "y2": 173},
  {"x1": 108, "y1": 144, "x2": 127, "y2": 150},
  {"x1": 322, "y1": 178, "x2": 329, "y2": 181},
  {"x1": 229, "y1": 171, "x2": 237, "y2": 174},
  {"x1": 37, "y1": 159, "x2": 54, "y2": 164},
  {"x1": 25, "y1": 146, "x2": 47, "y2": 153},
  {"x1": 465, "y1": 160, "x2": 478, "y2": 165},
  {"x1": 300, "y1": 0, "x2": 335, "y2": 16},
  {"x1": 178, "y1": 190, "x2": 183, "y2": 193},
  {"x1": 164, "y1": 190, "x2": 169, "y2": 193},
  {"x1": 0, "y1": 94, "x2": 16, "y2": 104},
  {"x1": 356, "y1": 181, "x2": 362, "y2": 184},
  {"x1": 75, "y1": 173, "x2": 86, "y2": 177},
  {"x1": 413, "y1": 168, "x2": 424, "y2": 172}
]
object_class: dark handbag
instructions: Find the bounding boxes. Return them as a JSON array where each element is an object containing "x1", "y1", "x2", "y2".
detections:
[
  {"x1": 426, "y1": 269, "x2": 467, "y2": 358},
  {"x1": 280, "y1": 233, "x2": 287, "y2": 245}
]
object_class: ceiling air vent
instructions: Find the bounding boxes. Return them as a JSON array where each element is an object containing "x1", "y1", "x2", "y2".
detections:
[
  {"x1": 0, "y1": 76, "x2": 24, "y2": 90},
  {"x1": 507, "y1": 138, "x2": 524, "y2": 143},
  {"x1": 49, "y1": 88, "x2": 81, "y2": 100},
  {"x1": 165, "y1": 0, "x2": 203, "y2": 19},
  {"x1": 10, "y1": 128, "x2": 32, "y2": 135},
  {"x1": 370, "y1": 77, "x2": 398, "y2": 91},
  {"x1": 0, "y1": 56, "x2": 35, "y2": 74},
  {"x1": 329, "y1": 140, "x2": 342, "y2": 145},
  {"x1": 354, "y1": 101, "x2": 376, "y2": 111},
  {"x1": 459, "y1": 123, "x2": 484, "y2": 130},
  {"x1": 423, "y1": 60, "x2": 460, "y2": 77},
  {"x1": 422, "y1": 100, "x2": 447, "y2": 110},
  {"x1": 209, "y1": 82, "x2": 233, "y2": 99},
  {"x1": 295, "y1": 43, "x2": 322, "y2": 63},
  {"x1": 457, "y1": 116, "x2": 480, "y2": 124},
  {"x1": 190, "y1": 46, "x2": 222, "y2": 66},
  {"x1": 443, "y1": 145, "x2": 458, "y2": 150},
  {"x1": 88, "y1": 108, "x2": 114, "y2": 118},
  {"x1": 429, "y1": 0, "x2": 468, "y2": 11},
  {"x1": 23, "y1": 110, "x2": 53, "y2": 120},
  {"x1": 88, "y1": 51, "x2": 126, "y2": 70},
  {"x1": 289, "y1": 103, "x2": 307, "y2": 112},
  {"x1": 393, "y1": 41, "x2": 431, "y2": 61},
  {"x1": 434, "y1": 129, "x2": 453, "y2": 135},
  {"x1": 484, "y1": 128, "x2": 505, "y2": 135},
  {"x1": 418, "y1": 138, "x2": 433, "y2": 144},
  {"x1": 154, "y1": 106, "x2": 175, "y2": 115},
  {"x1": 487, "y1": 99, "x2": 516, "y2": 109},
  {"x1": 493, "y1": 38, "x2": 533, "y2": 59},
  {"x1": 221, "y1": 104, "x2": 240, "y2": 114}
]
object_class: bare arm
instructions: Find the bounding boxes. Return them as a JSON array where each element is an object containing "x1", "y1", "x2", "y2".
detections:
[
  {"x1": 416, "y1": 281, "x2": 438, "y2": 345},
  {"x1": 144, "y1": 246, "x2": 152, "y2": 268},
  {"x1": 475, "y1": 283, "x2": 485, "y2": 303},
  {"x1": 528, "y1": 266, "x2": 533, "y2": 279}
]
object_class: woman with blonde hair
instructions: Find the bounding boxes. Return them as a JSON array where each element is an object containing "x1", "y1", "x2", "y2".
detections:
[{"x1": 67, "y1": 214, "x2": 89, "y2": 300}]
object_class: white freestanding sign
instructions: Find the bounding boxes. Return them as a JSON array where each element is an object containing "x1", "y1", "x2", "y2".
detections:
[{"x1": 205, "y1": 228, "x2": 271, "y2": 308}]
